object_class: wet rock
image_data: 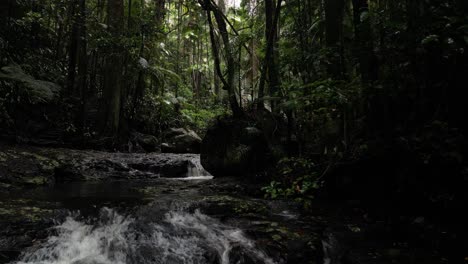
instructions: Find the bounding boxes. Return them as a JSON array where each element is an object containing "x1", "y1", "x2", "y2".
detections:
[
  {"x1": 0, "y1": 145, "x2": 205, "y2": 185},
  {"x1": 0, "y1": 149, "x2": 58, "y2": 186},
  {"x1": 0, "y1": 219, "x2": 54, "y2": 263},
  {"x1": 229, "y1": 244, "x2": 257, "y2": 264},
  {"x1": 287, "y1": 239, "x2": 319, "y2": 263},
  {"x1": 71, "y1": 259, "x2": 105, "y2": 264},
  {"x1": 201, "y1": 117, "x2": 270, "y2": 177},
  {"x1": 162, "y1": 128, "x2": 202, "y2": 154}
]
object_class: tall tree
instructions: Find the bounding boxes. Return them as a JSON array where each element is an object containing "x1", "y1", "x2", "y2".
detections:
[
  {"x1": 324, "y1": 0, "x2": 345, "y2": 77},
  {"x1": 352, "y1": 0, "x2": 376, "y2": 82},
  {"x1": 199, "y1": 0, "x2": 242, "y2": 117},
  {"x1": 257, "y1": 0, "x2": 283, "y2": 110},
  {"x1": 67, "y1": 0, "x2": 87, "y2": 97},
  {"x1": 102, "y1": 0, "x2": 124, "y2": 136}
]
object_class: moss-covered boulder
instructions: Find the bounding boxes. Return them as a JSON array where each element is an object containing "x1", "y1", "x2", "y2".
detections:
[
  {"x1": 0, "y1": 65, "x2": 63, "y2": 144},
  {"x1": 162, "y1": 128, "x2": 202, "y2": 154},
  {"x1": 0, "y1": 65, "x2": 61, "y2": 104},
  {"x1": 200, "y1": 116, "x2": 270, "y2": 177}
]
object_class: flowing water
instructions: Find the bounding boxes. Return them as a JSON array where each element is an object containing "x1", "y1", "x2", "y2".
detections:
[
  {"x1": 2, "y1": 154, "x2": 281, "y2": 264},
  {"x1": 2, "y1": 150, "x2": 445, "y2": 264},
  {"x1": 15, "y1": 208, "x2": 275, "y2": 264}
]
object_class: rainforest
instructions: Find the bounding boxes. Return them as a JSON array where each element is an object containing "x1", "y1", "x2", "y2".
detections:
[{"x1": 0, "y1": 0, "x2": 467, "y2": 263}]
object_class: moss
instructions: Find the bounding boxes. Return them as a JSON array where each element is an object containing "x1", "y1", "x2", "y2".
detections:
[
  {"x1": 0, "y1": 65, "x2": 61, "y2": 104},
  {"x1": 272, "y1": 234, "x2": 283, "y2": 241},
  {"x1": 203, "y1": 195, "x2": 268, "y2": 216},
  {"x1": 22, "y1": 176, "x2": 48, "y2": 185},
  {"x1": 19, "y1": 152, "x2": 60, "y2": 172},
  {"x1": 4, "y1": 150, "x2": 19, "y2": 159},
  {"x1": 0, "y1": 199, "x2": 55, "y2": 222},
  {"x1": 0, "y1": 152, "x2": 8, "y2": 162},
  {"x1": 225, "y1": 145, "x2": 250, "y2": 167},
  {"x1": 0, "y1": 182, "x2": 12, "y2": 188}
]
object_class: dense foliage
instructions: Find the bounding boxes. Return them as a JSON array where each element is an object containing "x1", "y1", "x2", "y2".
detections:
[{"x1": 1, "y1": 0, "x2": 467, "y2": 211}]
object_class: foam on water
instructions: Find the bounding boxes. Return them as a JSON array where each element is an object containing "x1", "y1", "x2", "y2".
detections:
[
  {"x1": 14, "y1": 208, "x2": 275, "y2": 264},
  {"x1": 16, "y1": 208, "x2": 132, "y2": 264}
]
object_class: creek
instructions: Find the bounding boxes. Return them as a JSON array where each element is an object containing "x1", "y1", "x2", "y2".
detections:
[{"x1": 0, "y1": 152, "x2": 318, "y2": 264}]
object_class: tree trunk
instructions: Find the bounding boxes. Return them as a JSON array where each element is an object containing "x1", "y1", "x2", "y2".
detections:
[
  {"x1": 267, "y1": 0, "x2": 281, "y2": 111},
  {"x1": 258, "y1": 0, "x2": 283, "y2": 110},
  {"x1": 102, "y1": 0, "x2": 124, "y2": 136},
  {"x1": 352, "y1": 0, "x2": 377, "y2": 82},
  {"x1": 324, "y1": 0, "x2": 345, "y2": 78},
  {"x1": 76, "y1": 0, "x2": 88, "y2": 131},
  {"x1": 66, "y1": 0, "x2": 79, "y2": 94},
  {"x1": 201, "y1": 0, "x2": 242, "y2": 117},
  {"x1": 67, "y1": 0, "x2": 87, "y2": 98},
  {"x1": 128, "y1": 0, "x2": 132, "y2": 29}
]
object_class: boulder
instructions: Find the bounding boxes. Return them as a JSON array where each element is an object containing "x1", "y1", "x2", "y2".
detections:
[
  {"x1": 200, "y1": 117, "x2": 270, "y2": 177},
  {"x1": 161, "y1": 128, "x2": 202, "y2": 154},
  {"x1": 0, "y1": 65, "x2": 61, "y2": 104},
  {"x1": 130, "y1": 132, "x2": 160, "y2": 153},
  {"x1": 0, "y1": 65, "x2": 63, "y2": 144}
]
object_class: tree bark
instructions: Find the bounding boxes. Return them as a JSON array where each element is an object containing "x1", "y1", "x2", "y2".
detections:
[
  {"x1": 102, "y1": 0, "x2": 124, "y2": 136},
  {"x1": 258, "y1": 0, "x2": 283, "y2": 110},
  {"x1": 76, "y1": 0, "x2": 88, "y2": 131},
  {"x1": 66, "y1": 0, "x2": 79, "y2": 94},
  {"x1": 352, "y1": 0, "x2": 377, "y2": 82},
  {"x1": 200, "y1": 0, "x2": 242, "y2": 117},
  {"x1": 324, "y1": 0, "x2": 345, "y2": 78}
]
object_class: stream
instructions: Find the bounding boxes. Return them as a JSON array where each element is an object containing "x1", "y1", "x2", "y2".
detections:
[
  {"x1": 0, "y1": 151, "x2": 321, "y2": 264},
  {"x1": 0, "y1": 148, "x2": 448, "y2": 264}
]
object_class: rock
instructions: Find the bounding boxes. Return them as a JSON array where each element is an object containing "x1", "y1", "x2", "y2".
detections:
[
  {"x1": 162, "y1": 128, "x2": 202, "y2": 154},
  {"x1": 160, "y1": 143, "x2": 173, "y2": 153},
  {"x1": 0, "y1": 145, "x2": 206, "y2": 186},
  {"x1": 228, "y1": 245, "x2": 257, "y2": 264},
  {"x1": 0, "y1": 148, "x2": 58, "y2": 187},
  {"x1": 200, "y1": 117, "x2": 270, "y2": 177},
  {"x1": 0, "y1": 65, "x2": 61, "y2": 104},
  {"x1": 130, "y1": 132, "x2": 160, "y2": 153},
  {"x1": 286, "y1": 239, "x2": 319, "y2": 263},
  {"x1": 241, "y1": 127, "x2": 263, "y2": 145},
  {"x1": 0, "y1": 65, "x2": 64, "y2": 144},
  {"x1": 164, "y1": 128, "x2": 188, "y2": 138},
  {"x1": 128, "y1": 157, "x2": 190, "y2": 178}
]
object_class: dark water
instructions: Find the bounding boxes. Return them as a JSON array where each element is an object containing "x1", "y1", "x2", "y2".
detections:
[{"x1": 1, "y1": 164, "x2": 281, "y2": 264}]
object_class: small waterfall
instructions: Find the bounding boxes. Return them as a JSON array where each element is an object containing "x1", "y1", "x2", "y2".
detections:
[
  {"x1": 14, "y1": 208, "x2": 275, "y2": 264},
  {"x1": 184, "y1": 157, "x2": 212, "y2": 180},
  {"x1": 321, "y1": 229, "x2": 344, "y2": 264}
]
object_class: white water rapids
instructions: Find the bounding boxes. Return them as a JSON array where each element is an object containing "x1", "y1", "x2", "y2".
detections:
[{"x1": 14, "y1": 208, "x2": 275, "y2": 264}]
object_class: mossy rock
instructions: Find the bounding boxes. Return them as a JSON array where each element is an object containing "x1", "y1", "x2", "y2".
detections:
[
  {"x1": 0, "y1": 65, "x2": 61, "y2": 104},
  {"x1": 199, "y1": 195, "x2": 268, "y2": 218},
  {"x1": 201, "y1": 116, "x2": 270, "y2": 177},
  {"x1": 0, "y1": 199, "x2": 55, "y2": 222},
  {"x1": 0, "y1": 149, "x2": 59, "y2": 187}
]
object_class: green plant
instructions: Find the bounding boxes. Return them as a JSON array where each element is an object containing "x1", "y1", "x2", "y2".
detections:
[
  {"x1": 181, "y1": 104, "x2": 228, "y2": 132},
  {"x1": 262, "y1": 158, "x2": 322, "y2": 206}
]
